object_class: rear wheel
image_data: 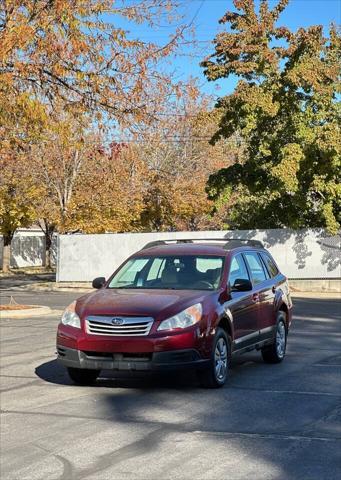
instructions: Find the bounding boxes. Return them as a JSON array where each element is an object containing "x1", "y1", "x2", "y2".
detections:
[
  {"x1": 198, "y1": 328, "x2": 231, "y2": 388},
  {"x1": 261, "y1": 313, "x2": 287, "y2": 364},
  {"x1": 67, "y1": 367, "x2": 100, "y2": 385}
]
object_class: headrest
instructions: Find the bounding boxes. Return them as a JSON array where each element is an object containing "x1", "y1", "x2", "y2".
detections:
[{"x1": 161, "y1": 265, "x2": 177, "y2": 285}]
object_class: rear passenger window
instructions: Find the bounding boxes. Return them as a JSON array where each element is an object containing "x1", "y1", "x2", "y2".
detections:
[
  {"x1": 260, "y1": 253, "x2": 279, "y2": 277},
  {"x1": 243, "y1": 252, "x2": 267, "y2": 285}
]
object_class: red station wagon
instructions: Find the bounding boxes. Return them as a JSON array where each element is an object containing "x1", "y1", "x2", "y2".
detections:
[{"x1": 57, "y1": 238, "x2": 293, "y2": 388}]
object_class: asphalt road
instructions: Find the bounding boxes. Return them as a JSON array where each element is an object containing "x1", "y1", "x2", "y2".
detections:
[{"x1": 0, "y1": 292, "x2": 340, "y2": 480}]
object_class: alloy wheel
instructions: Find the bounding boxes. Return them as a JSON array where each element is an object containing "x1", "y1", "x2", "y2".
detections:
[
  {"x1": 214, "y1": 337, "x2": 228, "y2": 381},
  {"x1": 276, "y1": 321, "x2": 286, "y2": 358}
]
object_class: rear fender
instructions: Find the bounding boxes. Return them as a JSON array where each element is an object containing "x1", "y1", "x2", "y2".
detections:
[{"x1": 274, "y1": 287, "x2": 292, "y2": 330}]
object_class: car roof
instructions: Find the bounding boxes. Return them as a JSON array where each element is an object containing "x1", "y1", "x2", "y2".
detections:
[{"x1": 134, "y1": 242, "x2": 265, "y2": 257}]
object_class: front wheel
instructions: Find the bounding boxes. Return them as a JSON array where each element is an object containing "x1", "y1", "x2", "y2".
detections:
[
  {"x1": 198, "y1": 328, "x2": 231, "y2": 388},
  {"x1": 261, "y1": 314, "x2": 287, "y2": 364},
  {"x1": 67, "y1": 367, "x2": 100, "y2": 385}
]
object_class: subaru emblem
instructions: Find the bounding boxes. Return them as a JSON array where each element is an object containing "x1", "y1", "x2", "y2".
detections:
[{"x1": 111, "y1": 317, "x2": 124, "y2": 326}]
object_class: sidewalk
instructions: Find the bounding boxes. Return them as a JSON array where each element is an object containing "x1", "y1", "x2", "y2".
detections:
[
  {"x1": 0, "y1": 272, "x2": 57, "y2": 291},
  {"x1": 0, "y1": 274, "x2": 90, "y2": 292}
]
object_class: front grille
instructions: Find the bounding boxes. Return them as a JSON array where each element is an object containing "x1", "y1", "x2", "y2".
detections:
[{"x1": 85, "y1": 316, "x2": 153, "y2": 336}]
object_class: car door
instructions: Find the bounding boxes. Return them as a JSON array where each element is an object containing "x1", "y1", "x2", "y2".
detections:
[
  {"x1": 259, "y1": 252, "x2": 282, "y2": 333},
  {"x1": 243, "y1": 251, "x2": 275, "y2": 340},
  {"x1": 228, "y1": 253, "x2": 259, "y2": 346}
]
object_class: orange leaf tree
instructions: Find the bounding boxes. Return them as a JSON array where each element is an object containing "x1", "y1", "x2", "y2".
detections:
[
  {"x1": 0, "y1": 1, "x2": 194, "y2": 268},
  {"x1": 1, "y1": 0, "x2": 187, "y2": 127}
]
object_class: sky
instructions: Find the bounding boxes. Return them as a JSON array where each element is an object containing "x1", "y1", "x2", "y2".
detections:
[{"x1": 117, "y1": 0, "x2": 341, "y2": 98}]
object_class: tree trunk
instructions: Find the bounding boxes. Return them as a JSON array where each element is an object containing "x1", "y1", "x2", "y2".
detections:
[
  {"x1": 45, "y1": 234, "x2": 52, "y2": 269},
  {"x1": 41, "y1": 222, "x2": 55, "y2": 269},
  {"x1": 2, "y1": 236, "x2": 12, "y2": 272},
  {"x1": 45, "y1": 250, "x2": 50, "y2": 269}
]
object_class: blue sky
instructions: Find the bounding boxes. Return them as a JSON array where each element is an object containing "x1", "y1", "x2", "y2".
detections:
[{"x1": 117, "y1": 0, "x2": 341, "y2": 98}]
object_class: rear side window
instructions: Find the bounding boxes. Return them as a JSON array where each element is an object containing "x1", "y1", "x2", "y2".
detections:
[
  {"x1": 228, "y1": 254, "x2": 250, "y2": 286},
  {"x1": 261, "y1": 253, "x2": 279, "y2": 278},
  {"x1": 243, "y1": 252, "x2": 267, "y2": 285}
]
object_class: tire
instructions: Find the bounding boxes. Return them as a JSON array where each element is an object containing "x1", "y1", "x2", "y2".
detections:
[
  {"x1": 261, "y1": 313, "x2": 287, "y2": 364},
  {"x1": 198, "y1": 328, "x2": 231, "y2": 388},
  {"x1": 67, "y1": 367, "x2": 100, "y2": 385}
]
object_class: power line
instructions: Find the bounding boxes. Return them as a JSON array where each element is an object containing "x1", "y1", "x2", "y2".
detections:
[
  {"x1": 8, "y1": 136, "x2": 219, "y2": 146},
  {"x1": 189, "y1": 0, "x2": 206, "y2": 27}
]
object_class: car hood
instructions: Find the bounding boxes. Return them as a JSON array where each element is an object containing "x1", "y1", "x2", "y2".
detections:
[{"x1": 76, "y1": 288, "x2": 209, "y2": 322}]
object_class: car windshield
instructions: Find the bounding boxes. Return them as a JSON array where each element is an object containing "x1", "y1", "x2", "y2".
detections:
[{"x1": 108, "y1": 255, "x2": 225, "y2": 291}]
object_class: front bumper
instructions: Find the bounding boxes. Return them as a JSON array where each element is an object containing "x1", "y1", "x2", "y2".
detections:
[{"x1": 57, "y1": 345, "x2": 209, "y2": 371}]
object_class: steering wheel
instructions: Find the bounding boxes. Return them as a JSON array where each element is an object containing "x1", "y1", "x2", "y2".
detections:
[{"x1": 193, "y1": 280, "x2": 214, "y2": 289}]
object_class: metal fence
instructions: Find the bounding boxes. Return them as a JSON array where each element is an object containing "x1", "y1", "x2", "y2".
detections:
[{"x1": 56, "y1": 229, "x2": 340, "y2": 282}]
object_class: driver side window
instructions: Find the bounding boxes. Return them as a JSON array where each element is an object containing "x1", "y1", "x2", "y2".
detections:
[{"x1": 228, "y1": 254, "x2": 250, "y2": 287}]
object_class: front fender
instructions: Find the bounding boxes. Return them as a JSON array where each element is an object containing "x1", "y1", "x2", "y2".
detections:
[{"x1": 213, "y1": 302, "x2": 234, "y2": 340}]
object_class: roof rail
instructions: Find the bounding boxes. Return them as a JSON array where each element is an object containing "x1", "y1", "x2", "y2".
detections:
[
  {"x1": 223, "y1": 238, "x2": 263, "y2": 248},
  {"x1": 141, "y1": 238, "x2": 263, "y2": 250}
]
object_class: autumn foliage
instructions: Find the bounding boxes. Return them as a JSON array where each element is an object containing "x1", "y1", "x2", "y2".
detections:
[
  {"x1": 1, "y1": 1, "x2": 224, "y2": 269},
  {"x1": 0, "y1": 0, "x2": 340, "y2": 272},
  {"x1": 0, "y1": 1, "x2": 185, "y2": 124}
]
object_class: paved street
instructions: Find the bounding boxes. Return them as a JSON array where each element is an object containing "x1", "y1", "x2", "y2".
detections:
[{"x1": 0, "y1": 292, "x2": 340, "y2": 480}]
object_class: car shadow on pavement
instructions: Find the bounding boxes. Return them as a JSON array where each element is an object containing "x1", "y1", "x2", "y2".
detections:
[
  {"x1": 35, "y1": 353, "x2": 265, "y2": 390},
  {"x1": 35, "y1": 358, "x2": 201, "y2": 389},
  {"x1": 35, "y1": 359, "x2": 73, "y2": 386}
]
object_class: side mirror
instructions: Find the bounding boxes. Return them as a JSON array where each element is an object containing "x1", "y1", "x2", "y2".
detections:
[
  {"x1": 231, "y1": 278, "x2": 252, "y2": 292},
  {"x1": 92, "y1": 277, "x2": 106, "y2": 289}
]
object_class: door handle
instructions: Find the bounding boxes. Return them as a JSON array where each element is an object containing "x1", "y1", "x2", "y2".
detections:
[{"x1": 252, "y1": 293, "x2": 259, "y2": 302}]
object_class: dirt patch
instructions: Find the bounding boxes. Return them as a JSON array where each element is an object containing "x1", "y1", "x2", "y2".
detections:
[{"x1": 0, "y1": 304, "x2": 38, "y2": 311}]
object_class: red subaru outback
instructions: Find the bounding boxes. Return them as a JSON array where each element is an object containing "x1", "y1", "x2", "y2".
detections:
[{"x1": 57, "y1": 239, "x2": 292, "y2": 388}]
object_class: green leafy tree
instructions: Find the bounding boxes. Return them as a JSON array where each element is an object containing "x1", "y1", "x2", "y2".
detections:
[{"x1": 202, "y1": 0, "x2": 340, "y2": 233}]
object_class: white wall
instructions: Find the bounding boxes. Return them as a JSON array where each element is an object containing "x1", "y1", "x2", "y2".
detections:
[
  {"x1": 0, "y1": 230, "x2": 57, "y2": 268},
  {"x1": 57, "y1": 229, "x2": 340, "y2": 282}
]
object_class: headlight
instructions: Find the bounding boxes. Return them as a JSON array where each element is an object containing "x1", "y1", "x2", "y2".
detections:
[
  {"x1": 61, "y1": 301, "x2": 81, "y2": 329},
  {"x1": 158, "y1": 303, "x2": 202, "y2": 331}
]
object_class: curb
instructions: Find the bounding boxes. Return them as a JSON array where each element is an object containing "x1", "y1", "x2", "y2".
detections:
[
  {"x1": 0, "y1": 305, "x2": 52, "y2": 318},
  {"x1": 290, "y1": 292, "x2": 341, "y2": 299}
]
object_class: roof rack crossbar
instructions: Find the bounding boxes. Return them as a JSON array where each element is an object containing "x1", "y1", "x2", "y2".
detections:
[{"x1": 141, "y1": 238, "x2": 263, "y2": 250}]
